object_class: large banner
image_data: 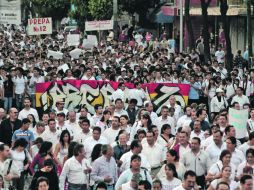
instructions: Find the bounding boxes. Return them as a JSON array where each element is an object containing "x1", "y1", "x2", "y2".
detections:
[
  {"x1": 27, "y1": 17, "x2": 52, "y2": 35},
  {"x1": 0, "y1": 0, "x2": 21, "y2": 25},
  {"x1": 36, "y1": 80, "x2": 190, "y2": 114},
  {"x1": 228, "y1": 108, "x2": 248, "y2": 139},
  {"x1": 85, "y1": 20, "x2": 113, "y2": 31}
]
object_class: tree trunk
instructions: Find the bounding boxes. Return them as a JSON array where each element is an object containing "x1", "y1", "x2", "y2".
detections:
[
  {"x1": 220, "y1": 0, "x2": 233, "y2": 71},
  {"x1": 201, "y1": 0, "x2": 211, "y2": 63},
  {"x1": 185, "y1": 0, "x2": 195, "y2": 50}
]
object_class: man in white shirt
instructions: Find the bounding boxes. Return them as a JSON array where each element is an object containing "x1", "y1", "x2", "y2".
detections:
[
  {"x1": 28, "y1": 67, "x2": 44, "y2": 107},
  {"x1": 54, "y1": 100, "x2": 68, "y2": 115},
  {"x1": 81, "y1": 67, "x2": 95, "y2": 80},
  {"x1": 90, "y1": 104, "x2": 103, "y2": 127},
  {"x1": 190, "y1": 120, "x2": 205, "y2": 141},
  {"x1": 18, "y1": 98, "x2": 39, "y2": 122},
  {"x1": 73, "y1": 118, "x2": 92, "y2": 144},
  {"x1": 239, "y1": 131, "x2": 254, "y2": 156},
  {"x1": 176, "y1": 106, "x2": 192, "y2": 130},
  {"x1": 141, "y1": 130, "x2": 166, "y2": 177},
  {"x1": 205, "y1": 130, "x2": 226, "y2": 162},
  {"x1": 59, "y1": 144, "x2": 90, "y2": 190},
  {"x1": 180, "y1": 137, "x2": 211, "y2": 189},
  {"x1": 103, "y1": 116, "x2": 120, "y2": 144},
  {"x1": 56, "y1": 112, "x2": 74, "y2": 138},
  {"x1": 128, "y1": 82, "x2": 146, "y2": 107},
  {"x1": 110, "y1": 82, "x2": 126, "y2": 103},
  {"x1": 41, "y1": 119, "x2": 60, "y2": 149},
  {"x1": 114, "y1": 99, "x2": 128, "y2": 117},
  {"x1": 173, "y1": 170, "x2": 198, "y2": 190},
  {"x1": 119, "y1": 140, "x2": 151, "y2": 172},
  {"x1": 215, "y1": 46, "x2": 225, "y2": 63},
  {"x1": 66, "y1": 111, "x2": 80, "y2": 133},
  {"x1": 154, "y1": 106, "x2": 175, "y2": 135},
  {"x1": 83, "y1": 127, "x2": 108, "y2": 158},
  {"x1": 168, "y1": 95, "x2": 182, "y2": 120},
  {"x1": 144, "y1": 101, "x2": 158, "y2": 124},
  {"x1": 231, "y1": 87, "x2": 250, "y2": 109}
]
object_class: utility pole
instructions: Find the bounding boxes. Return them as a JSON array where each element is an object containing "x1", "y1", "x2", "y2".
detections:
[
  {"x1": 247, "y1": 0, "x2": 253, "y2": 68},
  {"x1": 180, "y1": 0, "x2": 183, "y2": 52},
  {"x1": 113, "y1": 0, "x2": 118, "y2": 31}
]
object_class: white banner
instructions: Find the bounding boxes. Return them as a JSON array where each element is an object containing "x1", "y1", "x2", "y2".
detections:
[
  {"x1": 85, "y1": 20, "x2": 113, "y2": 31},
  {"x1": 67, "y1": 34, "x2": 80, "y2": 46},
  {"x1": 82, "y1": 35, "x2": 98, "y2": 49},
  {"x1": 27, "y1": 17, "x2": 52, "y2": 35},
  {"x1": 0, "y1": 0, "x2": 21, "y2": 25}
]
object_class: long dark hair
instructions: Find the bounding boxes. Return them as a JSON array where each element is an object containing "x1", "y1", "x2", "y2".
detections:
[
  {"x1": 91, "y1": 144, "x2": 102, "y2": 162},
  {"x1": 59, "y1": 130, "x2": 71, "y2": 147},
  {"x1": 12, "y1": 138, "x2": 28, "y2": 150},
  {"x1": 67, "y1": 141, "x2": 78, "y2": 159},
  {"x1": 38, "y1": 141, "x2": 53, "y2": 157},
  {"x1": 166, "y1": 163, "x2": 178, "y2": 178},
  {"x1": 100, "y1": 110, "x2": 111, "y2": 123},
  {"x1": 27, "y1": 114, "x2": 36, "y2": 127}
]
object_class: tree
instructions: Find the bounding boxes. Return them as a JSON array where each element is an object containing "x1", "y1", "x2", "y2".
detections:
[
  {"x1": 185, "y1": 0, "x2": 195, "y2": 50},
  {"x1": 200, "y1": 0, "x2": 211, "y2": 63},
  {"x1": 69, "y1": 0, "x2": 91, "y2": 31},
  {"x1": 23, "y1": 0, "x2": 70, "y2": 20},
  {"x1": 88, "y1": 0, "x2": 113, "y2": 20},
  {"x1": 219, "y1": 0, "x2": 233, "y2": 70}
]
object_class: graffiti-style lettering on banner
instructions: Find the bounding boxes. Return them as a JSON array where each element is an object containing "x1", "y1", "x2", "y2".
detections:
[{"x1": 36, "y1": 80, "x2": 190, "y2": 114}]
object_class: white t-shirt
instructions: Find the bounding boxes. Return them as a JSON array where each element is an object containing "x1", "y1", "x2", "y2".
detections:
[
  {"x1": 102, "y1": 127, "x2": 120, "y2": 144},
  {"x1": 161, "y1": 177, "x2": 182, "y2": 190},
  {"x1": 128, "y1": 89, "x2": 146, "y2": 107},
  {"x1": 215, "y1": 50, "x2": 225, "y2": 63},
  {"x1": 12, "y1": 76, "x2": 27, "y2": 94},
  {"x1": 18, "y1": 108, "x2": 39, "y2": 122}
]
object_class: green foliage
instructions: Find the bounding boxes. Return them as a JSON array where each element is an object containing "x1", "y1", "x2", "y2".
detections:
[
  {"x1": 23, "y1": 0, "x2": 70, "y2": 20},
  {"x1": 88, "y1": 0, "x2": 113, "y2": 20}
]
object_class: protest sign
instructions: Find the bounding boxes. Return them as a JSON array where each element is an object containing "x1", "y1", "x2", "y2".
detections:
[
  {"x1": 0, "y1": 0, "x2": 21, "y2": 25},
  {"x1": 228, "y1": 108, "x2": 248, "y2": 138},
  {"x1": 85, "y1": 20, "x2": 113, "y2": 31},
  {"x1": 47, "y1": 50, "x2": 63, "y2": 60},
  {"x1": 70, "y1": 48, "x2": 84, "y2": 59},
  {"x1": 67, "y1": 34, "x2": 80, "y2": 46},
  {"x1": 27, "y1": 17, "x2": 52, "y2": 35},
  {"x1": 82, "y1": 35, "x2": 98, "y2": 49}
]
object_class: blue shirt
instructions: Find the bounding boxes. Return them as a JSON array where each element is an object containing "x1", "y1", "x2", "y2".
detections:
[
  {"x1": 189, "y1": 82, "x2": 201, "y2": 100},
  {"x1": 12, "y1": 129, "x2": 35, "y2": 144}
]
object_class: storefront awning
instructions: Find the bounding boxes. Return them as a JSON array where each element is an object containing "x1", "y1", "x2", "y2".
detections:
[{"x1": 155, "y1": 11, "x2": 174, "y2": 23}]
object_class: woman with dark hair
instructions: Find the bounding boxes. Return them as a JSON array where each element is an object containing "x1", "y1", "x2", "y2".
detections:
[
  {"x1": 207, "y1": 150, "x2": 236, "y2": 182},
  {"x1": 29, "y1": 141, "x2": 56, "y2": 175},
  {"x1": 159, "y1": 163, "x2": 181, "y2": 190},
  {"x1": 27, "y1": 114, "x2": 37, "y2": 129},
  {"x1": 11, "y1": 138, "x2": 31, "y2": 190},
  {"x1": 131, "y1": 112, "x2": 152, "y2": 140},
  {"x1": 237, "y1": 148, "x2": 254, "y2": 180},
  {"x1": 208, "y1": 166, "x2": 239, "y2": 190},
  {"x1": 157, "y1": 149, "x2": 186, "y2": 180},
  {"x1": 54, "y1": 130, "x2": 70, "y2": 166},
  {"x1": 3, "y1": 73, "x2": 14, "y2": 111},
  {"x1": 96, "y1": 110, "x2": 111, "y2": 132},
  {"x1": 160, "y1": 124, "x2": 175, "y2": 146},
  {"x1": 30, "y1": 159, "x2": 59, "y2": 190},
  {"x1": 63, "y1": 141, "x2": 78, "y2": 165},
  {"x1": 36, "y1": 177, "x2": 49, "y2": 190}
]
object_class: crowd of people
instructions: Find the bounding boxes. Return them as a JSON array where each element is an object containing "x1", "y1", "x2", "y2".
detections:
[{"x1": 0, "y1": 22, "x2": 253, "y2": 190}]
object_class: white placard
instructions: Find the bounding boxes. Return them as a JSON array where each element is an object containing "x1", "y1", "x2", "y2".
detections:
[
  {"x1": 27, "y1": 17, "x2": 52, "y2": 35},
  {"x1": 70, "y1": 48, "x2": 84, "y2": 59},
  {"x1": 228, "y1": 108, "x2": 248, "y2": 138},
  {"x1": 47, "y1": 50, "x2": 63, "y2": 60},
  {"x1": 82, "y1": 35, "x2": 98, "y2": 49},
  {"x1": 67, "y1": 34, "x2": 80, "y2": 46},
  {"x1": 0, "y1": 0, "x2": 21, "y2": 25},
  {"x1": 85, "y1": 20, "x2": 113, "y2": 31}
]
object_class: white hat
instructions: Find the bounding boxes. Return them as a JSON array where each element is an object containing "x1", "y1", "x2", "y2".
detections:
[{"x1": 216, "y1": 88, "x2": 224, "y2": 93}]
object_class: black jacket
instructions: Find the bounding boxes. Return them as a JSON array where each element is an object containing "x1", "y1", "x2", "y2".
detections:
[{"x1": 0, "y1": 118, "x2": 22, "y2": 146}]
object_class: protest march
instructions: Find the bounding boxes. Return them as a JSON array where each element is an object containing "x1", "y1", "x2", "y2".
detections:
[{"x1": 0, "y1": 13, "x2": 253, "y2": 190}]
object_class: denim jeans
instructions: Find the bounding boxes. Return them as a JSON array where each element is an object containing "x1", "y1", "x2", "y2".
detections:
[
  {"x1": 68, "y1": 183, "x2": 87, "y2": 190},
  {"x1": 4, "y1": 97, "x2": 12, "y2": 111}
]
